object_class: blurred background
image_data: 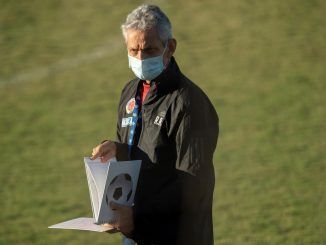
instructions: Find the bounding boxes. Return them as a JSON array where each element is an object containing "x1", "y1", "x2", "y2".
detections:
[{"x1": 0, "y1": 0, "x2": 325, "y2": 244}]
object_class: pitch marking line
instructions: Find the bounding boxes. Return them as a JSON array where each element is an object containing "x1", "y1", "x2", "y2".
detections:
[{"x1": 0, "y1": 38, "x2": 123, "y2": 86}]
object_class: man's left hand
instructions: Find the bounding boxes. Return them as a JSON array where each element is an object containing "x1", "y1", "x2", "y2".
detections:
[{"x1": 110, "y1": 202, "x2": 134, "y2": 236}]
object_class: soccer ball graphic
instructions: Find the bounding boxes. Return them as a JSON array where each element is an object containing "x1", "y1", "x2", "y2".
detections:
[{"x1": 106, "y1": 173, "x2": 133, "y2": 205}]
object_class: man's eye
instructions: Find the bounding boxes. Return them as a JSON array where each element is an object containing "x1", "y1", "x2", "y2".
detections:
[
  {"x1": 145, "y1": 48, "x2": 154, "y2": 53},
  {"x1": 142, "y1": 49, "x2": 156, "y2": 56},
  {"x1": 129, "y1": 50, "x2": 138, "y2": 55}
]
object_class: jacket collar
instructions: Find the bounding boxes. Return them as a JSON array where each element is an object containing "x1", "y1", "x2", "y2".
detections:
[{"x1": 155, "y1": 56, "x2": 181, "y2": 94}]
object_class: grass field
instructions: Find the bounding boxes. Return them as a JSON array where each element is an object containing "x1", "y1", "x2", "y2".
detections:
[{"x1": 0, "y1": 0, "x2": 325, "y2": 244}]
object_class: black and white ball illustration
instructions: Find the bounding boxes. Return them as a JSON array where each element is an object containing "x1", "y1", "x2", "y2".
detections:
[{"x1": 106, "y1": 173, "x2": 133, "y2": 205}]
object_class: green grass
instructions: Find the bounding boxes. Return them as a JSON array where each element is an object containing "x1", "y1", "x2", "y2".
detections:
[{"x1": 0, "y1": 0, "x2": 325, "y2": 244}]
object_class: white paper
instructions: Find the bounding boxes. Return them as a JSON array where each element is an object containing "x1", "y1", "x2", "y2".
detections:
[
  {"x1": 49, "y1": 157, "x2": 141, "y2": 232},
  {"x1": 48, "y1": 217, "x2": 113, "y2": 232},
  {"x1": 84, "y1": 157, "x2": 141, "y2": 224}
]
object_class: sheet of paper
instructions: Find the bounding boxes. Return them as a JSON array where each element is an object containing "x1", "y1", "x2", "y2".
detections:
[
  {"x1": 48, "y1": 217, "x2": 114, "y2": 232},
  {"x1": 97, "y1": 160, "x2": 142, "y2": 224},
  {"x1": 85, "y1": 165, "x2": 100, "y2": 220},
  {"x1": 84, "y1": 157, "x2": 117, "y2": 221},
  {"x1": 49, "y1": 158, "x2": 141, "y2": 232}
]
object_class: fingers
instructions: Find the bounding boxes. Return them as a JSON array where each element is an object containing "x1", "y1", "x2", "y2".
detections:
[
  {"x1": 108, "y1": 202, "x2": 134, "y2": 235},
  {"x1": 110, "y1": 201, "x2": 122, "y2": 210},
  {"x1": 91, "y1": 144, "x2": 103, "y2": 160},
  {"x1": 109, "y1": 204, "x2": 121, "y2": 231},
  {"x1": 110, "y1": 218, "x2": 120, "y2": 230},
  {"x1": 109, "y1": 202, "x2": 134, "y2": 235},
  {"x1": 109, "y1": 202, "x2": 121, "y2": 228},
  {"x1": 102, "y1": 223, "x2": 119, "y2": 233},
  {"x1": 91, "y1": 147, "x2": 101, "y2": 160},
  {"x1": 100, "y1": 151, "x2": 115, "y2": 163},
  {"x1": 101, "y1": 223, "x2": 115, "y2": 228},
  {"x1": 90, "y1": 140, "x2": 117, "y2": 161},
  {"x1": 110, "y1": 201, "x2": 129, "y2": 210}
]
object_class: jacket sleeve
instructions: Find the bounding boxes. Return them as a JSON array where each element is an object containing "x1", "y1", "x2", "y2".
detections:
[
  {"x1": 175, "y1": 97, "x2": 219, "y2": 176},
  {"x1": 173, "y1": 96, "x2": 219, "y2": 244},
  {"x1": 131, "y1": 96, "x2": 219, "y2": 244}
]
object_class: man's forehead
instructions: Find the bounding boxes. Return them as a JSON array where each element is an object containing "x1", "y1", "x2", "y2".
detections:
[{"x1": 126, "y1": 29, "x2": 162, "y2": 47}]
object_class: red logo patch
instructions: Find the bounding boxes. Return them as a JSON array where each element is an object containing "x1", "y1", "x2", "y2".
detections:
[{"x1": 126, "y1": 98, "x2": 136, "y2": 114}]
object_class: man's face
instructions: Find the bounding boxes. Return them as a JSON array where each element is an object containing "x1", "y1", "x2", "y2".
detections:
[{"x1": 126, "y1": 28, "x2": 173, "y2": 67}]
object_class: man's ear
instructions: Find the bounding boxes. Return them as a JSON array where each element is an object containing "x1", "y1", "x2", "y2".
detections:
[
  {"x1": 163, "y1": 38, "x2": 177, "y2": 66},
  {"x1": 168, "y1": 38, "x2": 177, "y2": 57}
]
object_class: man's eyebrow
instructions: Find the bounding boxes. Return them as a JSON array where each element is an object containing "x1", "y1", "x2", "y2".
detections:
[{"x1": 129, "y1": 46, "x2": 155, "y2": 50}]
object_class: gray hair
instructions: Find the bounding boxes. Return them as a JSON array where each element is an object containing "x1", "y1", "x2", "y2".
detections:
[{"x1": 121, "y1": 4, "x2": 172, "y2": 44}]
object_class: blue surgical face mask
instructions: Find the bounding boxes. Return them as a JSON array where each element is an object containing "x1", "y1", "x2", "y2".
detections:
[{"x1": 128, "y1": 46, "x2": 167, "y2": 81}]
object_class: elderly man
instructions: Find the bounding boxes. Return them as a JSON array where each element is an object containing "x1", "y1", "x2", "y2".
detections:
[{"x1": 91, "y1": 4, "x2": 219, "y2": 245}]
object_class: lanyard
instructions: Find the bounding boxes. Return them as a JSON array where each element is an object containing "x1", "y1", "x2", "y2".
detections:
[
  {"x1": 127, "y1": 92, "x2": 142, "y2": 156},
  {"x1": 127, "y1": 81, "x2": 157, "y2": 157}
]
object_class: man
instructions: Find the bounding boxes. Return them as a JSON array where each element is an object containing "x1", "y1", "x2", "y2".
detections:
[{"x1": 91, "y1": 4, "x2": 219, "y2": 245}]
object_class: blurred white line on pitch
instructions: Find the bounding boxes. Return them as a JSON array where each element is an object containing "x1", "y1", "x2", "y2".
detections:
[{"x1": 0, "y1": 39, "x2": 123, "y2": 86}]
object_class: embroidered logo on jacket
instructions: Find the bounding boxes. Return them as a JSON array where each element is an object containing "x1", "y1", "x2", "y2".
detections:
[
  {"x1": 126, "y1": 98, "x2": 135, "y2": 114},
  {"x1": 154, "y1": 111, "x2": 166, "y2": 127},
  {"x1": 122, "y1": 117, "x2": 133, "y2": 127}
]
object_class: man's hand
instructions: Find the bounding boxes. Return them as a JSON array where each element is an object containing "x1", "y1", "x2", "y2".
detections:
[
  {"x1": 91, "y1": 140, "x2": 117, "y2": 163},
  {"x1": 110, "y1": 202, "x2": 134, "y2": 236}
]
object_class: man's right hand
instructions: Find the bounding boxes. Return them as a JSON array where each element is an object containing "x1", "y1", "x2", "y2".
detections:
[{"x1": 91, "y1": 140, "x2": 117, "y2": 163}]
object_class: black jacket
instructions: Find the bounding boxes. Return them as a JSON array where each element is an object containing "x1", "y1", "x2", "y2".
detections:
[{"x1": 115, "y1": 57, "x2": 219, "y2": 245}]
